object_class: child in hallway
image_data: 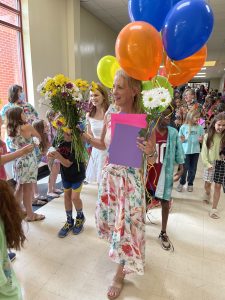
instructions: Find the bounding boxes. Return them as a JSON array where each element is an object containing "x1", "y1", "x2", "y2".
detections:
[
  {"x1": 201, "y1": 112, "x2": 225, "y2": 219},
  {"x1": 176, "y1": 110, "x2": 204, "y2": 192},
  {"x1": 48, "y1": 129, "x2": 86, "y2": 237},
  {"x1": 6, "y1": 106, "x2": 45, "y2": 222},
  {"x1": 46, "y1": 110, "x2": 62, "y2": 197},
  {"x1": 146, "y1": 106, "x2": 184, "y2": 250},
  {"x1": 0, "y1": 180, "x2": 26, "y2": 299}
]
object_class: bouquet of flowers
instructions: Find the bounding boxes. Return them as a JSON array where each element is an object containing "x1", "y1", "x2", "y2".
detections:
[
  {"x1": 141, "y1": 78, "x2": 173, "y2": 136},
  {"x1": 37, "y1": 74, "x2": 97, "y2": 163}
]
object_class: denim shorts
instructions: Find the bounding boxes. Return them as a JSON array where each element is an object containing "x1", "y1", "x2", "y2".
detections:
[{"x1": 62, "y1": 180, "x2": 83, "y2": 192}]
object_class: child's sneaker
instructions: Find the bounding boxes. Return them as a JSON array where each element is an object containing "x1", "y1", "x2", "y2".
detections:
[
  {"x1": 176, "y1": 183, "x2": 183, "y2": 192},
  {"x1": 72, "y1": 216, "x2": 85, "y2": 235},
  {"x1": 187, "y1": 185, "x2": 193, "y2": 192},
  {"x1": 58, "y1": 220, "x2": 74, "y2": 238},
  {"x1": 158, "y1": 232, "x2": 174, "y2": 251},
  {"x1": 209, "y1": 208, "x2": 220, "y2": 219},
  {"x1": 8, "y1": 252, "x2": 16, "y2": 262}
]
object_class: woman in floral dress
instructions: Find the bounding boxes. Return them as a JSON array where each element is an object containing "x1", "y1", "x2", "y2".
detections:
[{"x1": 83, "y1": 70, "x2": 155, "y2": 299}]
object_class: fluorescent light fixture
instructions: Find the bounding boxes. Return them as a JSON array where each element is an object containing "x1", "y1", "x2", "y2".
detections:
[
  {"x1": 201, "y1": 67, "x2": 206, "y2": 70},
  {"x1": 197, "y1": 72, "x2": 206, "y2": 75},
  {"x1": 204, "y1": 61, "x2": 216, "y2": 66},
  {"x1": 194, "y1": 75, "x2": 206, "y2": 78},
  {"x1": 159, "y1": 65, "x2": 163, "y2": 68}
]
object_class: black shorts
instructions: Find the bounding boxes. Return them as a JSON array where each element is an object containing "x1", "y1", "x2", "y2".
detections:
[{"x1": 214, "y1": 160, "x2": 225, "y2": 193}]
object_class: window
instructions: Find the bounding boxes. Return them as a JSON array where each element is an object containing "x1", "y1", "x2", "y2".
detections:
[{"x1": 0, "y1": 0, "x2": 26, "y2": 109}]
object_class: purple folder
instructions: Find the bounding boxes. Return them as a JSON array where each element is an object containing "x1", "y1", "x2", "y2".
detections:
[{"x1": 109, "y1": 123, "x2": 143, "y2": 168}]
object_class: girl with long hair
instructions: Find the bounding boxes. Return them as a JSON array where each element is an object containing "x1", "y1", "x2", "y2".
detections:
[
  {"x1": 201, "y1": 112, "x2": 225, "y2": 218},
  {"x1": 0, "y1": 180, "x2": 26, "y2": 299},
  {"x1": 85, "y1": 83, "x2": 109, "y2": 184},
  {"x1": 6, "y1": 106, "x2": 45, "y2": 222}
]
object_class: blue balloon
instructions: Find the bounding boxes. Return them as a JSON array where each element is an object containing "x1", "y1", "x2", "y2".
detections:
[
  {"x1": 162, "y1": 0, "x2": 214, "y2": 60},
  {"x1": 128, "y1": 0, "x2": 182, "y2": 32}
]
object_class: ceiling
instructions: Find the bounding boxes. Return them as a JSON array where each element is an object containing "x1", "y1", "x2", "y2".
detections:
[{"x1": 80, "y1": 0, "x2": 225, "y2": 81}]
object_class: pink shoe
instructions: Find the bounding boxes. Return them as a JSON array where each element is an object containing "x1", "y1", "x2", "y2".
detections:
[{"x1": 147, "y1": 198, "x2": 161, "y2": 210}]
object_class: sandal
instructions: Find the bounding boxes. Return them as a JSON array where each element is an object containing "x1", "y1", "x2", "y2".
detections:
[
  {"x1": 47, "y1": 192, "x2": 60, "y2": 198},
  {"x1": 53, "y1": 189, "x2": 63, "y2": 194},
  {"x1": 34, "y1": 195, "x2": 48, "y2": 202},
  {"x1": 209, "y1": 208, "x2": 220, "y2": 219},
  {"x1": 107, "y1": 276, "x2": 124, "y2": 300},
  {"x1": 25, "y1": 213, "x2": 45, "y2": 222},
  {"x1": 32, "y1": 199, "x2": 47, "y2": 206}
]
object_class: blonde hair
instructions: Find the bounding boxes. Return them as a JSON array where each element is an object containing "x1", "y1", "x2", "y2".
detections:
[
  {"x1": 185, "y1": 109, "x2": 200, "y2": 125},
  {"x1": 114, "y1": 69, "x2": 143, "y2": 113},
  {"x1": 185, "y1": 109, "x2": 200, "y2": 135}
]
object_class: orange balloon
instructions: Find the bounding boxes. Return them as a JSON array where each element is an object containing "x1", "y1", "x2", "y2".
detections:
[
  {"x1": 115, "y1": 21, "x2": 163, "y2": 81},
  {"x1": 165, "y1": 46, "x2": 207, "y2": 87}
]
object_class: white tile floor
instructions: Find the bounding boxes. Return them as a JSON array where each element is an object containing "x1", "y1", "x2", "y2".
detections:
[{"x1": 13, "y1": 163, "x2": 225, "y2": 300}]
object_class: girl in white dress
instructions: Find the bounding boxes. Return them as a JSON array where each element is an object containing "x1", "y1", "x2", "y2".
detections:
[{"x1": 85, "y1": 84, "x2": 109, "y2": 184}]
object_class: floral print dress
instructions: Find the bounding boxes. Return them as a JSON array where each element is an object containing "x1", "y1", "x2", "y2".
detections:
[
  {"x1": 10, "y1": 127, "x2": 38, "y2": 184},
  {"x1": 96, "y1": 113, "x2": 146, "y2": 275}
]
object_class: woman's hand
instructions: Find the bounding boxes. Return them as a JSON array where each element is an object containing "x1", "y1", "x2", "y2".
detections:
[
  {"x1": 20, "y1": 144, "x2": 34, "y2": 155},
  {"x1": 136, "y1": 137, "x2": 155, "y2": 155}
]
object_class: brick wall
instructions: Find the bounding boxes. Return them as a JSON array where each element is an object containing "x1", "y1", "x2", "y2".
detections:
[
  {"x1": 0, "y1": 0, "x2": 23, "y2": 110},
  {"x1": 0, "y1": 26, "x2": 21, "y2": 108}
]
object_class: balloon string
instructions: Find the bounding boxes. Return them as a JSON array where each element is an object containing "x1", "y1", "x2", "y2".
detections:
[{"x1": 168, "y1": 60, "x2": 182, "y2": 81}]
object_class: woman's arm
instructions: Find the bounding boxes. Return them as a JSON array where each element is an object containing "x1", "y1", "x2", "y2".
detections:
[
  {"x1": 86, "y1": 113, "x2": 94, "y2": 137},
  {"x1": 82, "y1": 116, "x2": 107, "y2": 150},
  {"x1": 0, "y1": 145, "x2": 34, "y2": 165}
]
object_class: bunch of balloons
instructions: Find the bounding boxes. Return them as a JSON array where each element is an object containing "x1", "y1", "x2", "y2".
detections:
[{"x1": 97, "y1": 0, "x2": 214, "y2": 88}]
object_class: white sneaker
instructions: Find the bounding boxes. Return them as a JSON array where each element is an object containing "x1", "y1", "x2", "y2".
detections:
[
  {"x1": 209, "y1": 208, "x2": 220, "y2": 219},
  {"x1": 176, "y1": 183, "x2": 183, "y2": 192},
  {"x1": 187, "y1": 186, "x2": 193, "y2": 192}
]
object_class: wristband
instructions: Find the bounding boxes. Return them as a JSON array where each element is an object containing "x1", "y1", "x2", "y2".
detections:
[{"x1": 147, "y1": 150, "x2": 157, "y2": 158}]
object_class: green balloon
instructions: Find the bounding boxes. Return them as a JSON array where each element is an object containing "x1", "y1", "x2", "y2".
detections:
[{"x1": 142, "y1": 75, "x2": 173, "y2": 98}]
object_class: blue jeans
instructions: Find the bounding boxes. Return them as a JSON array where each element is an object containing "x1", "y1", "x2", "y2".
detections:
[{"x1": 180, "y1": 153, "x2": 199, "y2": 186}]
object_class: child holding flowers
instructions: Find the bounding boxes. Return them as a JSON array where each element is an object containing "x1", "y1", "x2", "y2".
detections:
[{"x1": 48, "y1": 128, "x2": 86, "y2": 237}]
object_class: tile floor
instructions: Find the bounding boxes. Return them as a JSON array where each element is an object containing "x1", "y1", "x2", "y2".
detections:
[{"x1": 13, "y1": 162, "x2": 225, "y2": 300}]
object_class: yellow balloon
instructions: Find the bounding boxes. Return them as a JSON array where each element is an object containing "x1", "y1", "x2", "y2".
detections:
[{"x1": 97, "y1": 55, "x2": 120, "y2": 88}]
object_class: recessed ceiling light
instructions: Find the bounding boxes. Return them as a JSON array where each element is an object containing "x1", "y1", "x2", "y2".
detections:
[{"x1": 204, "y1": 61, "x2": 216, "y2": 66}]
